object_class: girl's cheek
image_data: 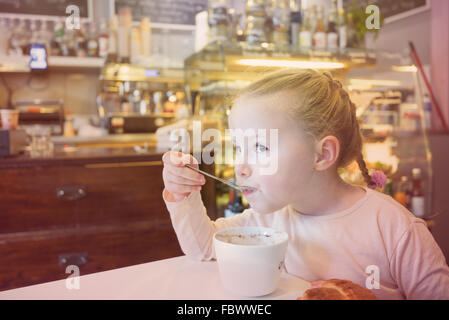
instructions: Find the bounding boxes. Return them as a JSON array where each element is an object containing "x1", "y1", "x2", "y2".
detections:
[{"x1": 259, "y1": 175, "x2": 291, "y2": 198}]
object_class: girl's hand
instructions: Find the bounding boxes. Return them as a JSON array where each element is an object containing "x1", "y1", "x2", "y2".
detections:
[{"x1": 162, "y1": 151, "x2": 206, "y2": 202}]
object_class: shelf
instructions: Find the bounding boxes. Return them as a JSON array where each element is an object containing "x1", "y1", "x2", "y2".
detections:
[
  {"x1": 187, "y1": 41, "x2": 377, "y2": 69},
  {"x1": 185, "y1": 41, "x2": 378, "y2": 90},
  {"x1": 48, "y1": 56, "x2": 105, "y2": 68},
  {"x1": 0, "y1": 55, "x2": 105, "y2": 72},
  {"x1": 99, "y1": 63, "x2": 184, "y2": 84}
]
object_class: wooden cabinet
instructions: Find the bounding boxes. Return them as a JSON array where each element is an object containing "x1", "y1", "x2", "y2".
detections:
[{"x1": 0, "y1": 149, "x2": 215, "y2": 291}]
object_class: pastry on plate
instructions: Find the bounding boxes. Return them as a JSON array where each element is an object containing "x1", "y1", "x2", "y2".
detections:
[{"x1": 297, "y1": 279, "x2": 377, "y2": 300}]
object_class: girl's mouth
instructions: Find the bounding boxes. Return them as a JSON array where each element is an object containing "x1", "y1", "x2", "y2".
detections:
[{"x1": 241, "y1": 186, "x2": 258, "y2": 197}]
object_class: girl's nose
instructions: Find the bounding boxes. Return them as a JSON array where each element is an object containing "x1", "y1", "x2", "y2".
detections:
[{"x1": 234, "y1": 164, "x2": 252, "y2": 178}]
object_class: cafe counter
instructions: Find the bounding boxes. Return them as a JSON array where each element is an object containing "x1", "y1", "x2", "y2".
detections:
[{"x1": 0, "y1": 142, "x2": 216, "y2": 291}]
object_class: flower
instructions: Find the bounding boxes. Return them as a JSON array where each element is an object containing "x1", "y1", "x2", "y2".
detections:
[{"x1": 368, "y1": 170, "x2": 387, "y2": 189}]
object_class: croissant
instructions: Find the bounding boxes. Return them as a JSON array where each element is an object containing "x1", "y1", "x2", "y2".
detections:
[{"x1": 298, "y1": 279, "x2": 377, "y2": 300}]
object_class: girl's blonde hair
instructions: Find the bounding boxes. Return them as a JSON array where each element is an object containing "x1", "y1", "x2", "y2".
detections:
[{"x1": 236, "y1": 68, "x2": 374, "y2": 186}]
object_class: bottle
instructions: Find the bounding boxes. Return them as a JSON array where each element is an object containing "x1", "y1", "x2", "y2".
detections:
[
  {"x1": 130, "y1": 26, "x2": 141, "y2": 63},
  {"x1": 272, "y1": 0, "x2": 290, "y2": 49},
  {"x1": 50, "y1": 20, "x2": 62, "y2": 56},
  {"x1": 394, "y1": 176, "x2": 412, "y2": 209},
  {"x1": 29, "y1": 20, "x2": 39, "y2": 45},
  {"x1": 86, "y1": 22, "x2": 99, "y2": 57},
  {"x1": 299, "y1": 8, "x2": 312, "y2": 50},
  {"x1": 21, "y1": 19, "x2": 32, "y2": 55},
  {"x1": 327, "y1": 0, "x2": 338, "y2": 50},
  {"x1": 117, "y1": 7, "x2": 132, "y2": 63},
  {"x1": 74, "y1": 23, "x2": 87, "y2": 57},
  {"x1": 208, "y1": 0, "x2": 230, "y2": 42},
  {"x1": 140, "y1": 18, "x2": 151, "y2": 58},
  {"x1": 245, "y1": 0, "x2": 267, "y2": 45},
  {"x1": 228, "y1": 8, "x2": 242, "y2": 42},
  {"x1": 313, "y1": 5, "x2": 326, "y2": 49},
  {"x1": 338, "y1": 8, "x2": 347, "y2": 49},
  {"x1": 346, "y1": 12, "x2": 358, "y2": 48},
  {"x1": 289, "y1": 0, "x2": 302, "y2": 50},
  {"x1": 107, "y1": 14, "x2": 119, "y2": 63},
  {"x1": 53, "y1": 19, "x2": 68, "y2": 56},
  {"x1": 97, "y1": 20, "x2": 109, "y2": 59},
  {"x1": 264, "y1": 1, "x2": 274, "y2": 44},
  {"x1": 65, "y1": 26, "x2": 77, "y2": 56},
  {"x1": 10, "y1": 19, "x2": 27, "y2": 55},
  {"x1": 40, "y1": 20, "x2": 55, "y2": 55},
  {"x1": 153, "y1": 91, "x2": 164, "y2": 115},
  {"x1": 410, "y1": 168, "x2": 425, "y2": 217},
  {"x1": 308, "y1": 5, "x2": 317, "y2": 34}
]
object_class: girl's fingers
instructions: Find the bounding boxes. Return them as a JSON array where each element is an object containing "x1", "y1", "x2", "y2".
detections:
[
  {"x1": 163, "y1": 170, "x2": 206, "y2": 186},
  {"x1": 165, "y1": 180, "x2": 202, "y2": 194},
  {"x1": 162, "y1": 151, "x2": 184, "y2": 166},
  {"x1": 164, "y1": 162, "x2": 205, "y2": 183},
  {"x1": 162, "y1": 151, "x2": 199, "y2": 168}
]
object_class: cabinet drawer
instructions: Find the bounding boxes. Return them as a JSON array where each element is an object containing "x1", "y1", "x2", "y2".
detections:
[
  {"x1": 76, "y1": 223, "x2": 183, "y2": 277},
  {"x1": 0, "y1": 161, "x2": 167, "y2": 233},
  {"x1": 0, "y1": 221, "x2": 182, "y2": 291},
  {"x1": 0, "y1": 232, "x2": 79, "y2": 291}
]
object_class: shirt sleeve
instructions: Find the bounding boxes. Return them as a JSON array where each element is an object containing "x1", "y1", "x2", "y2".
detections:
[
  {"x1": 390, "y1": 220, "x2": 449, "y2": 299},
  {"x1": 162, "y1": 189, "x2": 255, "y2": 261}
]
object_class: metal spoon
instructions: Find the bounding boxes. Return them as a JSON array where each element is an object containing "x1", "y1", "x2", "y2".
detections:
[{"x1": 184, "y1": 164, "x2": 248, "y2": 192}]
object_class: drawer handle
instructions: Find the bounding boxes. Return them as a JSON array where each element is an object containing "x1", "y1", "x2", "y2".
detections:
[
  {"x1": 59, "y1": 252, "x2": 88, "y2": 266},
  {"x1": 56, "y1": 186, "x2": 87, "y2": 201}
]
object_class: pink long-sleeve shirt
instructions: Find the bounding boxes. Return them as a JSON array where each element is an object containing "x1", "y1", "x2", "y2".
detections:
[{"x1": 163, "y1": 186, "x2": 449, "y2": 300}]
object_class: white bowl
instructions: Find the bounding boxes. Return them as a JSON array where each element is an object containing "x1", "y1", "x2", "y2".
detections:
[{"x1": 213, "y1": 226, "x2": 289, "y2": 297}]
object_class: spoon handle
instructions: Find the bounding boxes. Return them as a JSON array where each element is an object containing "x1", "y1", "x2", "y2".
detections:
[{"x1": 184, "y1": 164, "x2": 241, "y2": 191}]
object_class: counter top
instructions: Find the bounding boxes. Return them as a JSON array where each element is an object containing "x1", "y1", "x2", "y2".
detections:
[
  {"x1": 0, "y1": 133, "x2": 172, "y2": 168},
  {"x1": 50, "y1": 133, "x2": 158, "y2": 146},
  {"x1": 0, "y1": 145, "x2": 171, "y2": 169},
  {"x1": 0, "y1": 255, "x2": 310, "y2": 300}
]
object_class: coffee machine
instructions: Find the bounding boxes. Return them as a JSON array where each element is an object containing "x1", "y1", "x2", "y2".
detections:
[{"x1": 97, "y1": 74, "x2": 184, "y2": 134}]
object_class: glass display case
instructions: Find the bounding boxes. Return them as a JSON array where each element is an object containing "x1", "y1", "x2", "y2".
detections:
[{"x1": 184, "y1": 41, "x2": 433, "y2": 220}]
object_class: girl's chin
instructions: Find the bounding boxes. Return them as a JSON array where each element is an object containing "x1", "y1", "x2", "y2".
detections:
[{"x1": 247, "y1": 200, "x2": 284, "y2": 214}]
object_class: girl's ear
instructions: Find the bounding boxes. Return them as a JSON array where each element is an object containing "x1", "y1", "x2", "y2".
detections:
[{"x1": 314, "y1": 135, "x2": 340, "y2": 171}]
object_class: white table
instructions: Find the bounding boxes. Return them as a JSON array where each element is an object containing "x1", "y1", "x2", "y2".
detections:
[{"x1": 0, "y1": 256, "x2": 310, "y2": 300}]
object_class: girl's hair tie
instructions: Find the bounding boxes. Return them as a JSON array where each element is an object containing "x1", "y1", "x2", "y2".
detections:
[{"x1": 368, "y1": 170, "x2": 387, "y2": 189}]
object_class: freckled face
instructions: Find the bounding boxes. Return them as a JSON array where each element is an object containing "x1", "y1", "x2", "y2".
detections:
[{"x1": 228, "y1": 93, "x2": 317, "y2": 214}]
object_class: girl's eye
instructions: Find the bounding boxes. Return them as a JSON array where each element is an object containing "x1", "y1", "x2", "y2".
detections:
[{"x1": 255, "y1": 143, "x2": 268, "y2": 153}]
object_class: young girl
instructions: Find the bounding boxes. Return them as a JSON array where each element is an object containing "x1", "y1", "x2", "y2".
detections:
[{"x1": 161, "y1": 69, "x2": 449, "y2": 300}]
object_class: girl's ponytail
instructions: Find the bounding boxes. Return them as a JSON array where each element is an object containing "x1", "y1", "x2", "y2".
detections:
[
  {"x1": 349, "y1": 94, "x2": 387, "y2": 190},
  {"x1": 356, "y1": 152, "x2": 375, "y2": 188}
]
